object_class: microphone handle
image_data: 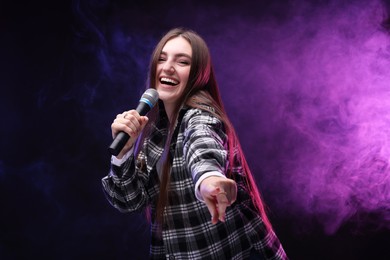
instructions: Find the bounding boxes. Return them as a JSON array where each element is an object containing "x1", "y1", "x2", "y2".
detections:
[{"x1": 108, "y1": 132, "x2": 130, "y2": 156}]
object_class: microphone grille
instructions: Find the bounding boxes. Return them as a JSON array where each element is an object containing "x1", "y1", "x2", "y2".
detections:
[{"x1": 141, "y1": 88, "x2": 159, "y2": 106}]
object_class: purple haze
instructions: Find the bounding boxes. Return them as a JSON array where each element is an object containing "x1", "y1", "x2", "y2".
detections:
[
  {"x1": 77, "y1": 0, "x2": 390, "y2": 235},
  {"x1": 204, "y1": 0, "x2": 390, "y2": 234}
]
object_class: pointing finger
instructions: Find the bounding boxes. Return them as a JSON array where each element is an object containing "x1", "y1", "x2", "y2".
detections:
[
  {"x1": 204, "y1": 196, "x2": 219, "y2": 224},
  {"x1": 216, "y1": 191, "x2": 229, "y2": 222}
]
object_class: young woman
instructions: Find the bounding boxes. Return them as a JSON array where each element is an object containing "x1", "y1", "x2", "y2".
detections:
[{"x1": 102, "y1": 28, "x2": 288, "y2": 259}]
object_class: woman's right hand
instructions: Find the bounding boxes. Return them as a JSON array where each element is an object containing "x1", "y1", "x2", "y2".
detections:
[{"x1": 111, "y1": 110, "x2": 149, "y2": 159}]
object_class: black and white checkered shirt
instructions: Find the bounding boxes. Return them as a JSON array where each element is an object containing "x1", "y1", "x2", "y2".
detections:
[{"x1": 102, "y1": 106, "x2": 287, "y2": 259}]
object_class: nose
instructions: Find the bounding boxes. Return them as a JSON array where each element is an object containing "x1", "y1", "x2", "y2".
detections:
[{"x1": 162, "y1": 60, "x2": 175, "y2": 74}]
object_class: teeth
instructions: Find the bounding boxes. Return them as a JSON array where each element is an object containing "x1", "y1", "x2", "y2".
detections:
[{"x1": 161, "y1": 77, "x2": 179, "y2": 85}]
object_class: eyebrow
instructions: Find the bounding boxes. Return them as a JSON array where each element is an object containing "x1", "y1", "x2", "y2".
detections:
[{"x1": 160, "y1": 51, "x2": 192, "y2": 59}]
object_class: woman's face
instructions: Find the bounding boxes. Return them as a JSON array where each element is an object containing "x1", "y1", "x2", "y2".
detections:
[{"x1": 155, "y1": 36, "x2": 192, "y2": 109}]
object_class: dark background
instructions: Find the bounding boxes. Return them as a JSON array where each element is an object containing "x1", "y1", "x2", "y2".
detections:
[{"x1": 1, "y1": 0, "x2": 390, "y2": 259}]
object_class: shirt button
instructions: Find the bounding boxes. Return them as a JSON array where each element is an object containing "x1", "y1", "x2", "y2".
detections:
[{"x1": 169, "y1": 255, "x2": 175, "y2": 260}]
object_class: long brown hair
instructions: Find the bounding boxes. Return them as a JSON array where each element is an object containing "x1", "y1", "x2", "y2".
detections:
[{"x1": 138, "y1": 28, "x2": 272, "y2": 230}]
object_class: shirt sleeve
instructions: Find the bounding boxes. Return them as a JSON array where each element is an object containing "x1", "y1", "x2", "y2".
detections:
[
  {"x1": 183, "y1": 109, "x2": 229, "y2": 199},
  {"x1": 102, "y1": 146, "x2": 152, "y2": 213},
  {"x1": 111, "y1": 147, "x2": 134, "y2": 166}
]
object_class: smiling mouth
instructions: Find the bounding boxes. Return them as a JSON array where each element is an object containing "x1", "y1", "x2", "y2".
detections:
[{"x1": 160, "y1": 77, "x2": 179, "y2": 86}]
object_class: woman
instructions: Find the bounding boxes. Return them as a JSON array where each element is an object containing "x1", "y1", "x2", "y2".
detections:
[{"x1": 102, "y1": 28, "x2": 288, "y2": 259}]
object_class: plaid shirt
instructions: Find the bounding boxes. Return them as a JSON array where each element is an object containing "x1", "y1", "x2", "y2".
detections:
[{"x1": 102, "y1": 106, "x2": 287, "y2": 259}]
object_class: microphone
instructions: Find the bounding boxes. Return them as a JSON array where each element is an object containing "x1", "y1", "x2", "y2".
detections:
[{"x1": 108, "y1": 88, "x2": 159, "y2": 156}]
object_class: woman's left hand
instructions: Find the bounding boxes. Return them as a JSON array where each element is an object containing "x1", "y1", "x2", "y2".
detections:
[{"x1": 199, "y1": 176, "x2": 237, "y2": 224}]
